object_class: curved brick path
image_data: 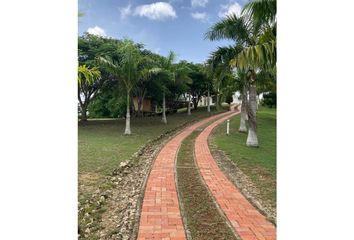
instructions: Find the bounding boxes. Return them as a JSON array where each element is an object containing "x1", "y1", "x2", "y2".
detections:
[
  {"x1": 137, "y1": 111, "x2": 233, "y2": 240},
  {"x1": 195, "y1": 112, "x2": 276, "y2": 240}
]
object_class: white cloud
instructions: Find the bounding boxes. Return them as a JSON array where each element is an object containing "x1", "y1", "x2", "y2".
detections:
[
  {"x1": 191, "y1": 12, "x2": 209, "y2": 22},
  {"x1": 134, "y1": 2, "x2": 177, "y2": 20},
  {"x1": 191, "y1": 0, "x2": 208, "y2": 8},
  {"x1": 87, "y1": 26, "x2": 106, "y2": 37},
  {"x1": 119, "y1": 4, "x2": 132, "y2": 19},
  {"x1": 218, "y1": 1, "x2": 242, "y2": 18}
]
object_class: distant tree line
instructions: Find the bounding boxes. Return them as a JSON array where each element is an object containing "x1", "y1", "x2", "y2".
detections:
[{"x1": 78, "y1": 0, "x2": 277, "y2": 147}]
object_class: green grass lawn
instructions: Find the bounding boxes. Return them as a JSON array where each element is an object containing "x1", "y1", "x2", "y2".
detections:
[
  {"x1": 78, "y1": 106, "x2": 227, "y2": 238},
  {"x1": 211, "y1": 106, "x2": 276, "y2": 209},
  {"x1": 79, "y1": 106, "x2": 225, "y2": 175}
]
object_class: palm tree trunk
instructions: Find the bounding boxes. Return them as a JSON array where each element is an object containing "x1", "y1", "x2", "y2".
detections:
[
  {"x1": 162, "y1": 91, "x2": 167, "y2": 124},
  {"x1": 207, "y1": 90, "x2": 211, "y2": 113},
  {"x1": 124, "y1": 90, "x2": 132, "y2": 135},
  {"x1": 80, "y1": 104, "x2": 88, "y2": 122},
  {"x1": 193, "y1": 95, "x2": 199, "y2": 110},
  {"x1": 216, "y1": 93, "x2": 221, "y2": 111},
  {"x1": 246, "y1": 81, "x2": 258, "y2": 147},
  {"x1": 187, "y1": 94, "x2": 191, "y2": 115},
  {"x1": 137, "y1": 96, "x2": 142, "y2": 117},
  {"x1": 239, "y1": 85, "x2": 248, "y2": 133}
]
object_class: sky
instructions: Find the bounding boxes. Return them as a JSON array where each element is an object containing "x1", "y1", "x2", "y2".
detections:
[{"x1": 78, "y1": 0, "x2": 247, "y2": 64}]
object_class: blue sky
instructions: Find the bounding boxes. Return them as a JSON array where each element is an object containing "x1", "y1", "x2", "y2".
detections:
[{"x1": 78, "y1": 0, "x2": 247, "y2": 63}]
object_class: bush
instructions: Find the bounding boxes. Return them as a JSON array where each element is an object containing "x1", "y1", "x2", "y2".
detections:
[
  {"x1": 262, "y1": 92, "x2": 276, "y2": 108},
  {"x1": 225, "y1": 93, "x2": 233, "y2": 104},
  {"x1": 88, "y1": 94, "x2": 127, "y2": 118}
]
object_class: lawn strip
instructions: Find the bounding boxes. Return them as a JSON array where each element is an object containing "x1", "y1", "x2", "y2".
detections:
[
  {"x1": 176, "y1": 130, "x2": 239, "y2": 240},
  {"x1": 210, "y1": 107, "x2": 276, "y2": 222}
]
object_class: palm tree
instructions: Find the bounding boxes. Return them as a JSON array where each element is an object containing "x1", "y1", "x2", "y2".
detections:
[
  {"x1": 78, "y1": 65, "x2": 100, "y2": 86},
  {"x1": 207, "y1": 46, "x2": 241, "y2": 112},
  {"x1": 204, "y1": 64, "x2": 214, "y2": 113},
  {"x1": 152, "y1": 52, "x2": 191, "y2": 124},
  {"x1": 206, "y1": 61, "x2": 223, "y2": 111},
  {"x1": 237, "y1": 0, "x2": 277, "y2": 70},
  {"x1": 78, "y1": 65, "x2": 101, "y2": 121},
  {"x1": 98, "y1": 39, "x2": 141, "y2": 135},
  {"x1": 245, "y1": 69, "x2": 258, "y2": 146},
  {"x1": 160, "y1": 52, "x2": 176, "y2": 124},
  {"x1": 206, "y1": 12, "x2": 274, "y2": 147},
  {"x1": 243, "y1": 0, "x2": 276, "y2": 27},
  {"x1": 233, "y1": 68, "x2": 248, "y2": 132},
  {"x1": 134, "y1": 52, "x2": 160, "y2": 117}
]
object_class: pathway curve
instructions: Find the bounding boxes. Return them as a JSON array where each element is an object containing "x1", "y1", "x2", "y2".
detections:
[
  {"x1": 137, "y1": 111, "x2": 234, "y2": 240},
  {"x1": 195, "y1": 112, "x2": 276, "y2": 240}
]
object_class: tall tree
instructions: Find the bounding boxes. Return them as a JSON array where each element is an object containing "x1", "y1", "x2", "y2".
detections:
[
  {"x1": 99, "y1": 39, "x2": 142, "y2": 135},
  {"x1": 205, "y1": 11, "x2": 277, "y2": 147},
  {"x1": 153, "y1": 53, "x2": 191, "y2": 124},
  {"x1": 207, "y1": 46, "x2": 239, "y2": 111},
  {"x1": 187, "y1": 63, "x2": 211, "y2": 111},
  {"x1": 238, "y1": 0, "x2": 277, "y2": 69},
  {"x1": 133, "y1": 51, "x2": 160, "y2": 117},
  {"x1": 233, "y1": 69, "x2": 248, "y2": 132},
  {"x1": 78, "y1": 33, "x2": 121, "y2": 120},
  {"x1": 78, "y1": 65, "x2": 101, "y2": 121},
  {"x1": 160, "y1": 52, "x2": 176, "y2": 124}
]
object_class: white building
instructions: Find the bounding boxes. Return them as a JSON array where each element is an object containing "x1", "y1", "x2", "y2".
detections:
[{"x1": 199, "y1": 95, "x2": 215, "y2": 107}]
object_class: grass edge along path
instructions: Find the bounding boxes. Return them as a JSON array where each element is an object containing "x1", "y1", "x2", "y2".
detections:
[
  {"x1": 195, "y1": 111, "x2": 276, "y2": 240},
  {"x1": 79, "y1": 107, "x2": 227, "y2": 175},
  {"x1": 137, "y1": 111, "x2": 233, "y2": 240},
  {"x1": 176, "y1": 129, "x2": 239, "y2": 240}
]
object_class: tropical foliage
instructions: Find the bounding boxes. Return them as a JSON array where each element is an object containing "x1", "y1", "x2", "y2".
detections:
[
  {"x1": 77, "y1": 0, "x2": 276, "y2": 144},
  {"x1": 205, "y1": 0, "x2": 277, "y2": 147}
]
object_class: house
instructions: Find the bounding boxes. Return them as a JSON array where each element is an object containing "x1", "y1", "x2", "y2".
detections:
[
  {"x1": 132, "y1": 97, "x2": 152, "y2": 112},
  {"x1": 198, "y1": 95, "x2": 215, "y2": 107}
]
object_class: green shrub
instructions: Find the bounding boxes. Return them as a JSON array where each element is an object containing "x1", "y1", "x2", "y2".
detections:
[{"x1": 262, "y1": 92, "x2": 276, "y2": 108}]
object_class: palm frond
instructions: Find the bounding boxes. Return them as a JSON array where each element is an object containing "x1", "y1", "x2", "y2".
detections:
[
  {"x1": 78, "y1": 65, "x2": 101, "y2": 86},
  {"x1": 242, "y1": 0, "x2": 276, "y2": 26},
  {"x1": 205, "y1": 14, "x2": 250, "y2": 44},
  {"x1": 233, "y1": 39, "x2": 276, "y2": 69}
]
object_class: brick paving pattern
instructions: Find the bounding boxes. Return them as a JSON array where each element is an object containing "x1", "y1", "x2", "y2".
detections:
[
  {"x1": 137, "y1": 111, "x2": 232, "y2": 240},
  {"x1": 194, "y1": 111, "x2": 276, "y2": 240}
]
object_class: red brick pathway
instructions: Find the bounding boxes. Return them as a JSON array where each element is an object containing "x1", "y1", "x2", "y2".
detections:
[
  {"x1": 195, "y1": 111, "x2": 277, "y2": 240},
  {"x1": 137, "y1": 111, "x2": 233, "y2": 240}
]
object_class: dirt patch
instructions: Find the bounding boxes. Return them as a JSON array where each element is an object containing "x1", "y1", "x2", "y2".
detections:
[
  {"x1": 79, "y1": 173, "x2": 101, "y2": 193},
  {"x1": 208, "y1": 138, "x2": 276, "y2": 225},
  {"x1": 176, "y1": 131, "x2": 239, "y2": 240}
]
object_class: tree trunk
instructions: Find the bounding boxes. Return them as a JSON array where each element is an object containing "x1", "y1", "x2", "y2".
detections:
[
  {"x1": 80, "y1": 102, "x2": 88, "y2": 122},
  {"x1": 162, "y1": 92, "x2": 167, "y2": 124},
  {"x1": 124, "y1": 91, "x2": 132, "y2": 135},
  {"x1": 137, "y1": 97, "x2": 142, "y2": 117},
  {"x1": 187, "y1": 94, "x2": 191, "y2": 115},
  {"x1": 192, "y1": 94, "x2": 199, "y2": 110},
  {"x1": 216, "y1": 93, "x2": 221, "y2": 111},
  {"x1": 207, "y1": 90, "x2": 211, "y2": 112},
  {"x1": 239, "y1": 85, "x2": 248, "y2": 133},
  {"x1": 246, "y1": 79, "x2": 258, "y2": 147},
  {"x1": 78, "y1": 93, "x2": 89, "y2": 122}
]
